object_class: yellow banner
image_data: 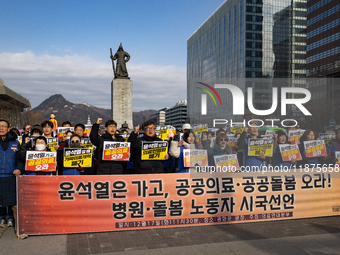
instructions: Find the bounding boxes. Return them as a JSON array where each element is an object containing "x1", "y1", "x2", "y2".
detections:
[
  {"x1": 141, "y1": 141, "x2": 168, "y2": 160},
  {"x1": 63, "y1": 148, "x2": 92, "y2": 167},
  {"x1": 248, "y1": 138, "x2": 274, "y2": 157},
  {"x1": 231, "y1": 126, "x2": 245, "y2": 134}
]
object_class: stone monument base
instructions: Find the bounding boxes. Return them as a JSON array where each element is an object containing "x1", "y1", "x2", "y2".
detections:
[{"x1": 111, "y1": 79, "x2": 133, "y2": 130}]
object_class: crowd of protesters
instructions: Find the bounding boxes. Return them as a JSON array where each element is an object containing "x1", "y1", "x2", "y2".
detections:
[{"x1": 1, "y1": 116, "x2": 340, "y2": 235}]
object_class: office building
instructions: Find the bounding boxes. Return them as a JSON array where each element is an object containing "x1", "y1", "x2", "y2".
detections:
[
  {"x1": 306, "y1": 0, "x2": 340, "y2": 129},
  {"x1": 187, "y1": 0, "x2": 307, "y2": 125},
  {"x1": 165, "y1": 100, "x2": 188, "y2": 129}
]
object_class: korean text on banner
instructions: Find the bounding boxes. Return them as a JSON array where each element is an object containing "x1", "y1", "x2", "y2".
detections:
[
  {"x1": 183, "y1": 149, "x2": 208, "y2": 167},
  {"x1": 288, "y1": 130, "x2": 305, "y2": 145},
  {"x1": 248, "y1": 138, "x2": 274, "y2": 157},
  {"x1": 81, "y1": 138, "x2": 94, "y2": 149},
  {"x1": 279, "y1": 144, "x2": 302, "y2": 161},
  {"x1": 231, "y1": 125, "x2": 244, "y2": 134},
  {"x1": 25, "y1": 151, "x2": 56, "y2": 172},
  {"x1": 304, "y1": 140, "x2": 327, "y2": 158},
  {"x1": 46, "y1": 137, "x2": 58, "y2": 152},
  {"x1": 58, "y1": 127, "x2": 74, "y2": 141},
  {"x1": 214, "y1": 154, "x2": 240, "y2": 170},
  {"x1": 319, "y1": 133, "x2": 336, "y2": 145},
  {"x1": 17, "y1": 171, "x2": 340, "y2": 236},
  {"x1": 103, "y1": 141, "x2": 130, "y2": 161},
  {"x1": 141, "y1": 141, "x2": 168, "y2": 160},
  {"x1": 63, "y1": 148, "x2": 92, "y2": 167}
]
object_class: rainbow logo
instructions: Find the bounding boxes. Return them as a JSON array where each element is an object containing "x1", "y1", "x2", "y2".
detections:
[{"x1": 197, "y1": 82, "x2": 222, "y2": 115}]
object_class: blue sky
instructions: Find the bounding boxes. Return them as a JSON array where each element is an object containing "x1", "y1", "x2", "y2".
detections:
[{"x1": 0, "y1": 0, "x2": 224, "y2": 110}]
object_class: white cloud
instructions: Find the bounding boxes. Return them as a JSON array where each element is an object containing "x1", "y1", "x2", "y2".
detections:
[{"x1": 0, "y1": 51, "x2": 186, "y2": 111}]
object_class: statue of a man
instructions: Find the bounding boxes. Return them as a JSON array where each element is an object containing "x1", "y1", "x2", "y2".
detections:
[{"x1": 110, "y1": 43, "x2": 130, "y2": 79}]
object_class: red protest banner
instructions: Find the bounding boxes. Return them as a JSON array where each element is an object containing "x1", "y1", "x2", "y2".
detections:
[{"x1": 17, "y1": 171, "x2": 340, "y2": 236}]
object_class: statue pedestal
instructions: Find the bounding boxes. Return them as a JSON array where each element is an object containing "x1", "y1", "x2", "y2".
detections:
[{"x1": 111, "y1": 79, "x2": 133, "y2": 130}]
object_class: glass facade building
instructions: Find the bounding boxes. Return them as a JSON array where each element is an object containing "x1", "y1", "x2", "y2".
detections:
[
  {"x1": 187, "y1": 0, "x2": 307, "y2": 126},
  {"x1": 305, "y1": 0, "x2": 340, "y2": 128},
  {"x1": 306, "y1": 0, "x2": 340, "y2": 77}
]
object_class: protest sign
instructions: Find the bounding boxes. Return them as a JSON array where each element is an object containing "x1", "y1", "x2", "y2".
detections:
[
  {"x1": 183, "y1": 149, "x2": 208, "y2": 168},
  {"x1": 58, "y1": 127, "x2": 74, "y2": 141},
  {"x1": 248, "y1": 138, "x2": 274, "y2": 157},
  {"x1": 288, "y1": 130, "x2": 305, "y2": 145},
  {"x1": 156, "y1": 126, "x2": 176, "y2": 140},
  {"x1": 81, "y1": 138, "x2": 94, "y2": 149},
  {"x1": 46, "y1": 137, "x2": 58, "y2": 152},
  {"x1": 319, "y1": 133, "x2": 336, "y2": 145},
  {"x1": 279, "y1": 144, "x2": 302, "y2": 161},
  {"x1": 231, "y1": 125, "x2": 244, "y2": 134},
  {"x1": 335, "y1": 151, "x2": 340, "y2": 164},
  {"x1": 304, "y1": 140, "x2": 327, "y2": 158},
  {"x1": 63, "y1": 148, "x2": 92, "y2": 167},
  {"x1": 141, "y1": 141, "x2": 168, "y2": 160},
  {"x1": 84, "y1": 125, "x2": 92, "y2": 137},
  {"x1": 103, "y1": 142, "x2": 130, "y2": 161},
  {"x1": 227, "y1": 138, "x2": 238, "y2": 151},
  {"x1": 214, "y1": 154, "x2": 240, "y2": 170},
  {"x1": 25, "y1": 151, "x2": 56, "y2": 172}
]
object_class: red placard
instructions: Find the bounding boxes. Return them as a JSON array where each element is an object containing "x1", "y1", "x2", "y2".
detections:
[
  {"x1": 103, "y1": 141, "x2": 130, "y2": 161},
  {"x1": 25, "y1": 151, "x2": 56, "y2": 172},
  {"x1": 304, "y1": 140, "x2": 327, "y2": 158},
  {"x1": 279, "y1": 144, "x2": 302, "y2": 161}
]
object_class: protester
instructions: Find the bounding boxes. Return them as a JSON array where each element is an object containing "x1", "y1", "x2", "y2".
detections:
[
  {"x1": 272, "y1": 130, "x2": 296, "y2": 169},
  {"x1": 327, "y1": 128, "x2": 340, "y2": 158},
  {"x1": 169, "y1": 130, "x2": 200, "y2": 173},
  {"x1": 90, "y1": 118, "x2": 127, "y2": 174},
  {"x1": 41, "y1": 120, "x2": 55, "y2": 138},
  {"x1": 62, "y1": 134, "x2": 84, "y2": 175},
  {"x1": 298, "y1": 130, "x2": 326, "y2": 168},
  {"x1": 237, "y1": 123, "x2": 267, "y2": 170},
  {"x1": 0, "y1": 119, "x2": 23, "y2": 233},
  {"x1": 20, "y1": 136, "x2": 55, "y2": 176},
  {"x1": 22, "y1": 124, "x2": 31, "y2": 140},
  {"x1": 31, "y1": 125, "x2": 42, "y2": 136},
  {"x1": 208, "y1": 132, "x2": 232, "y2": 166},
  {"x1": 129, "y1": 120, "x2": 169, "y2": 174},
  {"x1": 74, "y1": 123, "x2": 86, "y2": 139}
]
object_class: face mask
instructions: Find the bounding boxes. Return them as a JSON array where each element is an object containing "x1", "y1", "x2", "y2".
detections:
[
  {"x1": 70, "y1": 141, "x2": 81, "y2": 148},
  {"x1": 35, "y1": 144, "x2": 46, "y2": 151}
]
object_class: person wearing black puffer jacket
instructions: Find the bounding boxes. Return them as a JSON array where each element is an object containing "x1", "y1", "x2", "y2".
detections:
[
  {"x1": 128, "y1": 120, "x2": 169, "y2": 174},
  {"x1": 90, "y1": 118, "x2": 127, "y2": 175}
]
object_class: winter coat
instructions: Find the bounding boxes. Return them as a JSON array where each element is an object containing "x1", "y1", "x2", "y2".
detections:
[
  {"x1": 208, "y1": 143, "x2": 233, "y2": 166},
  {"x1": 0, "y1": 131, "x2": 23, "y2": 207},
  {"x1": 170, "y1": 140, "x2": 200, "y2": 173},
  {"x1": 128, "y1": 132, "x2": 165, "y2": 174},
  {"x1": 90, "y1": 123, "x2": 126, "y2": 175}
]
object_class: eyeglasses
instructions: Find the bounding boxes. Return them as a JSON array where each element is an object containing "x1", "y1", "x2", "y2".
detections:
[
  {"x1": 219, "y1": 138, "x2": 228, "y2": 142},
  {"x1": 71, "y1": 140, "x2": 80, "y2": 143},
  {"x1": 145, "y1": 127, "x2": 155, "y2": 130},
  {"x1": 0, "y1": 125, "x2": 8, "y2": 129}
]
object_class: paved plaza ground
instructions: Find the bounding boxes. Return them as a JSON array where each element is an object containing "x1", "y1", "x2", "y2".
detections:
[{"x1": 2, "y1": 216, "x2": 340, "y2": 255}]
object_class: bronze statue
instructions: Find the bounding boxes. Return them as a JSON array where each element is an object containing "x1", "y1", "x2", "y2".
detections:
[{"x1": 110, "y1": 43, "x2": 130, "y2": 79}]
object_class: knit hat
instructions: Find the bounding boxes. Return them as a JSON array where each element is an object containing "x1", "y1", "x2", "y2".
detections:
[{"x1": 31, "y1": 125, "x2": 42, "y2": 135}]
